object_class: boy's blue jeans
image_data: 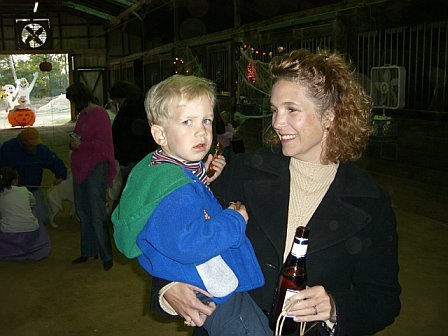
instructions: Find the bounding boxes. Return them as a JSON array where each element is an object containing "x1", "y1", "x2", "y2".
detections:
[{"x1": 203, "y1": 292, "x2": 272, "y2": 336}]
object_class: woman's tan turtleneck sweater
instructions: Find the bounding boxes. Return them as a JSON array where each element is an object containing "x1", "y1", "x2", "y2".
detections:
[{"x1": 284, "y1": 159, "x2": 339, "y2": 261}]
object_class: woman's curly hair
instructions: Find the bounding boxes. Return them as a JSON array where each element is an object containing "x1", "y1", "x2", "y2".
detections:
[{"x1": 265, "y1": 48, "x2": 373, "y2": 163}]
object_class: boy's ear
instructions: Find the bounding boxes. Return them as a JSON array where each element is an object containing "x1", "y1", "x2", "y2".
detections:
[{"x1": 151, "y1": 124, "x2": 167, "y2": 146}]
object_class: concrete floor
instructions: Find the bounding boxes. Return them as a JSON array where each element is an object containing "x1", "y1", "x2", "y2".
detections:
[{"x1": 0, "y1": 123, "x2": 446, "y2": 335}]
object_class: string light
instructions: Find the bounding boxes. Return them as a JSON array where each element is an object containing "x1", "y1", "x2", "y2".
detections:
[{"x1": 238, "y1": 41, "x2": 286, "y2": 61}]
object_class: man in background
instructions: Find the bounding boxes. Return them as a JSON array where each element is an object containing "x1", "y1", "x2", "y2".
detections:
[{"x1": 0, "y1": 127, "x2": 67, "y2": 225}]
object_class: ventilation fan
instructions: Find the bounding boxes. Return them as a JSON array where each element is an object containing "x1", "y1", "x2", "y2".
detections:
[
  {"x1": 370, "y1": 66, "x2": 406, "y2": 109},
  {"x1": 22, "y1": 23, "x2": 47, "y2": 48},
  {"x1": 16, "y1": 20, "x2": 52, "y2": 50}
]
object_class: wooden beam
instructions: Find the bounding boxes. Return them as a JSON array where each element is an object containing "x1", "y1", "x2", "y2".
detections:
[{"x1": 107, "y1": 0, "x2": 151, "y2": 28}]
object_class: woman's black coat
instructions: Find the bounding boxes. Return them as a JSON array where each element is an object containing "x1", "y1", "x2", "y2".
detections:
[{"x1": 151, "y1": 147, "x2": 401, "y2": 335}]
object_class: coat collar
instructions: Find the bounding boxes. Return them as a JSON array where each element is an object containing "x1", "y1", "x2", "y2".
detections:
[
  {"x1": 242, "y1": 150, "x2": 380, "y2": 259},
  {"x1": 242, "y1": 149, "x2": 291, "y2": 264}
]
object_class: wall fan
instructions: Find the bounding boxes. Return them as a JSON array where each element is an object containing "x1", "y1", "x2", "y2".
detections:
[
  {"x1": 370, "y1": 66, "x2": 406, "y2": 109},
  {"x1": 15, "y1": 20, "x2": 51, "y2": 50}
]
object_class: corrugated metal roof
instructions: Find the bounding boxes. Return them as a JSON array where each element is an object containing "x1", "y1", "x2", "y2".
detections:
[
  {"x1": 0, "y1": 1, "x2": 346, "y2": 26},
  {"x1": 0, "y1": 0, "x2": 152, "y2": 24}
]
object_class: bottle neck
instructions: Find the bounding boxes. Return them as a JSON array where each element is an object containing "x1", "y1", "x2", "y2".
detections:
[
  {"x1": 290, "y1": 237, "x2": 308, "y2": 258},
  {"x1": 290, "y1": 226, "x2": 309, "y2": 257},
  {"x1": 214, "y1": 142, "x2": 223, "y2": 155}
]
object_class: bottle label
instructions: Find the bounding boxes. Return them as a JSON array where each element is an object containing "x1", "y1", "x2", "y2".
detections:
[
  {"x1": 290, "y1": 238, "x2": 308, "y2": 258},
  {"x1": 282, "y1": 288, "x2": 301, "y2": 317}
]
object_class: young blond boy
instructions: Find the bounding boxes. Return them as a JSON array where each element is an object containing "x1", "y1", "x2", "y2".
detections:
[{"x1": 112, "y1": 75, "x2": 270, "y2": 335}]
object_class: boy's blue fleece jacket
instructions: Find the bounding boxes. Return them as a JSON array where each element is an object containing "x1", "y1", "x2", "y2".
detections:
[{"x1": 112, "y1": 153, "x2": 264, "y2": 304}]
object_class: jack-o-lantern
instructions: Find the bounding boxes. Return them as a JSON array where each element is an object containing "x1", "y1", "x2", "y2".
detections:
[
  {"x1": 39, "y1": 60, "x2": 52, "y2": 72},
  {"x1": 8, "y1": 108, "x2": 36, "y2": 127}
]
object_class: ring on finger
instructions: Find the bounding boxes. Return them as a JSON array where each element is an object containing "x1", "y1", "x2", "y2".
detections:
[
  {"x1": 184, "y1": 320, "x2": 192, "y2": 326},
  {"x1": 313, "y1": 305, "x2": 318, "y2": 315}
]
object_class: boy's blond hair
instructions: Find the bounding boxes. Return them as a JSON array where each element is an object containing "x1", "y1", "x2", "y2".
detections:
[{"x1": 145, "y1": 74, "x2": 216, "y2": 126}]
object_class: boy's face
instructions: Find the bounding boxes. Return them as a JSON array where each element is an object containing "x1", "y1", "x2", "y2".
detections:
[{"x1": 152, "y1": 96, "x2": 214, "y2": 162}]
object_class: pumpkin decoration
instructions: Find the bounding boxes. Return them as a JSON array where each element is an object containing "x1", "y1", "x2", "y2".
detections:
[
  {"x1": 8, "y1": 108, "x2": 36, "y2": 127},
  {"x1": 8, "y1": 96, "x2": 36, "y2": 127},
  {"x1": 39, "y1": 59, "x2": 52, "y2": 72}
]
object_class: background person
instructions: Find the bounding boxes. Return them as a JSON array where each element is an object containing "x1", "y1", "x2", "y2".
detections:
[
  {"x1": 66, "y1": 82, "x2": 116, "y2": 271},
  {"x1": 0, "y1": 167, "x2": 51, "y2": 261},
  {"x1": 109, "y1": 81, "x2": 158, "y2": 184},
  {"x1": 152, "y1": 49, "x2": 401, "y2": 336},
  {"x1": 0, "y1": 127, "x2": 67, "y2": 225}
]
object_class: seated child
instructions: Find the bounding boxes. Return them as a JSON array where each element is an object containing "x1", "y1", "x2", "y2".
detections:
[
  {"x1": 0, "y1": 167, "x2": 51, "y2": 260},
  {"x1": 112, "y1": 75, "x2": 269, "y2": 335}
]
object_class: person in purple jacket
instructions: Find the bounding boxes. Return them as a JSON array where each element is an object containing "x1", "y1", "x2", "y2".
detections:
[{"x1": 66, "y1": 83, "x2": 116, "y2": 271}]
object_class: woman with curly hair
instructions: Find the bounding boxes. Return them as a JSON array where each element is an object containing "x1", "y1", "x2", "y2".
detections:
[{"x1": 151, "y1": 49, "x2": 401, "y2": 336}]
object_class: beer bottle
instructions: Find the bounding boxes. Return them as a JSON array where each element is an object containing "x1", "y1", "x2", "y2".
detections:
[
  {"x1": 270, "y1": 226, "x2": 310, "y2": 335},
  {"x1": 206, "y1": 142, "x2": 223, "y2": 177}
]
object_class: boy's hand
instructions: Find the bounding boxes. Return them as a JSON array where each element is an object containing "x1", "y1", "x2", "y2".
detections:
[
  {"x1": 228, "y1": 201, "x2": 249, "y2": 223},
  {"x1": 205, "y1": 154, "x2": 226, "y2": 183}
]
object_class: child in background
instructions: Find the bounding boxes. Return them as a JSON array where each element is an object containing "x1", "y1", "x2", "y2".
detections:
[
  {"x1": 112, "y1": 74, "x2": 269, "y2": 335},
  {"x1": 0, "y1": 167, "x2": 51, "y2": 260}
]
